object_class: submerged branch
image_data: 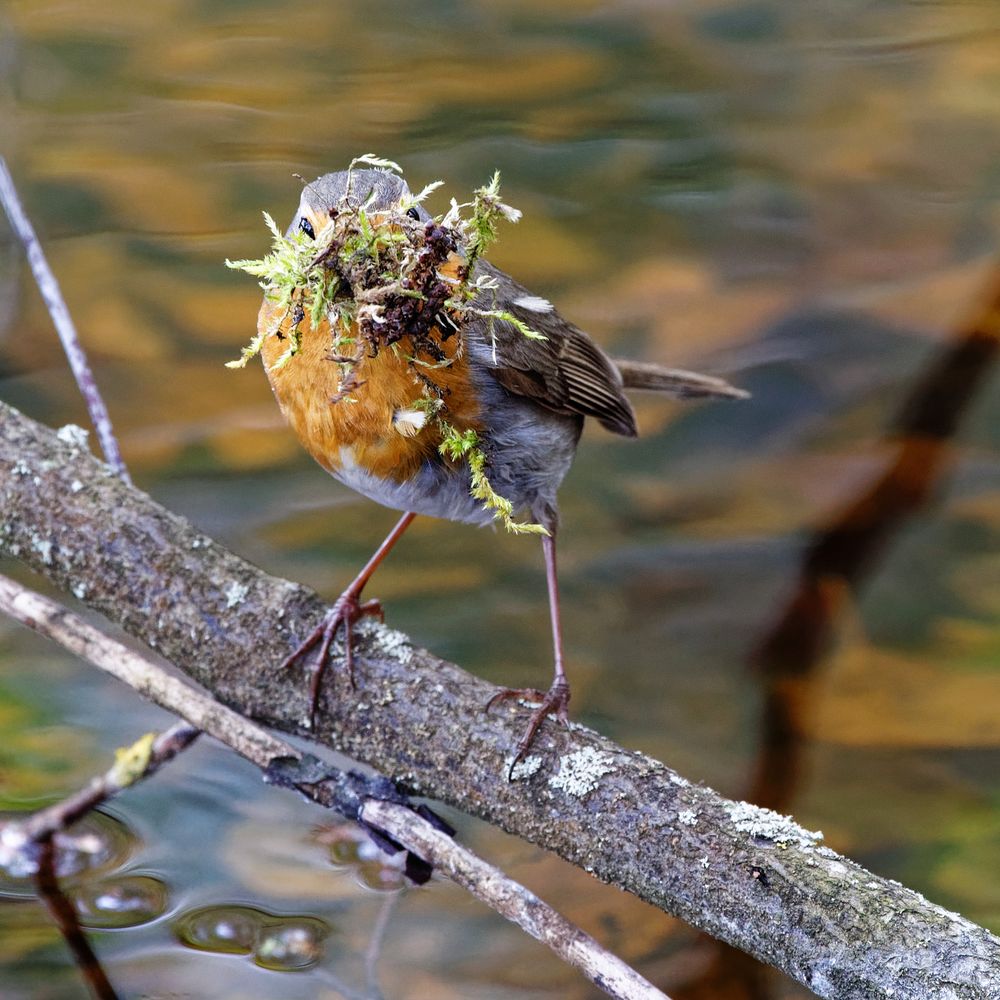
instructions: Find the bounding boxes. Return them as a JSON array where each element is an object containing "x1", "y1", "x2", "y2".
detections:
[
  {"x1": 0, "y1": 400, "x2": 998, "y2": 1000},
  {"x1": 34, "y1": 838, "x2": 120, "y2": 1000}
]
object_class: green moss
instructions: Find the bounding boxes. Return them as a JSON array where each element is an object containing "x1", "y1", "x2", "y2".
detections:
[
  {"x1": 438, "y1": 422, "x2": 547, "y2": 536},
  {"x1": 226, "y1": 156, "x2": 546, "y2": 534}
]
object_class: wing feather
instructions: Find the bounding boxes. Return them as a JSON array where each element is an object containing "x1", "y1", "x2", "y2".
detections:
[{"x1": 467, "y1": 261, "x2": 638, "y2": 437}]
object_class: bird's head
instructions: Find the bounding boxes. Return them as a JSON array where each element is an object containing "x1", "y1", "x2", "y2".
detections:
[{"x1": 289, "y1": 168, "x2": 431, "y2": 241}]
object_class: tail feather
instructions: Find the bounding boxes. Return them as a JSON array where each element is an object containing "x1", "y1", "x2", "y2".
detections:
[{"x1": 613, "y1": 359, "x2": 749, "y2": 401}]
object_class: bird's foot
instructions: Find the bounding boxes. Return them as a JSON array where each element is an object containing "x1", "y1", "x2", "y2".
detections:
[
  {"x1": 486, "y1": 678, "x2": 571, "y2": 778},
  {"x1": 280, "y1": 590, "x2": 384, "y2": 727}
]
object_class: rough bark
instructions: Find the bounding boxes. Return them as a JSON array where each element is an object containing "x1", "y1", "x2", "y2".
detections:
[{"x1": 1, "y1": 400, "x2": 997, "y2": 1000}]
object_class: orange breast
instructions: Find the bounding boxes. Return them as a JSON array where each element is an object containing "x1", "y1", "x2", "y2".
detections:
[{"x1": 259, "y1": 291, "x2": 480, "y2": 484}]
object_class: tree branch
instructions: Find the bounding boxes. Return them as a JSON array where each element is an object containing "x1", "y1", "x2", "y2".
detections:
[{"x1": 1, "y1": 399, "x2": 998, "y2": 999}]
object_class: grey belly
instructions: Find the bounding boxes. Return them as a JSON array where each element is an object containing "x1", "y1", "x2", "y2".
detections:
[{"x1": 332, "y1": 451, "x2": 496, "y2": 526}]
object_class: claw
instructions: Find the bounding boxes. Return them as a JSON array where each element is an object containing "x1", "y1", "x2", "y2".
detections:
[
  {"x1": 486, "y1": 679, "x2": 571, "y2": 779},
  {"x1": 282, "y1": 591, "x2": 384, "y2": 727}
]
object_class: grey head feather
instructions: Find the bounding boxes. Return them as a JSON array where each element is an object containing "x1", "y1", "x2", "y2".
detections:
[{"x1": 302, "y1": 169, "x2": 414, "y2": 216}]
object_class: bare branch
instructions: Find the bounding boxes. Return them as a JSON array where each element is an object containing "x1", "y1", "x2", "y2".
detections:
[
  {"x1": 35, "y1": 839, "x2": 120, "y2": 1000},
  {"x1": 0, "y1": 400, "x2": 997, "y2": 999}
]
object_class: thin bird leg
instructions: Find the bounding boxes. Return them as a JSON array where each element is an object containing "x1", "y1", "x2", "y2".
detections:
[
  {"x1": 542, "y1": 532, "x2": 570, "y2": 703},
  {"x1": 487, "y1": 532, "x2": 571, "y2": 774},
  {"x1": 282, "y1": 511, "x2": 417, "y2": 725}
]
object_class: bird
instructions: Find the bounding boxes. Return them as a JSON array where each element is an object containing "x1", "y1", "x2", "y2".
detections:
[{"x1": 253, "y1": 167, "x2": 746, "y2": 769}]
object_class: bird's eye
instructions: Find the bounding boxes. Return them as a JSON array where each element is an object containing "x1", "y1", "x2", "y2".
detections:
[
  {"x1": 406, "y1": 206, "x2": 420, "y2": 221},
  {"x1": 298, "y1": 217, "x2": 315, "y2": 239}
]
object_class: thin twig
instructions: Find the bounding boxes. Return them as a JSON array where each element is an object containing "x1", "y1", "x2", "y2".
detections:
[
  {"x1": 0, "y1": 573, "x2": 291, "y2": 762},
  {"x1": 363, "y1": 799, "x2": 667, "y2": 1000},
  {"x1": 2, "y1": 157, "x2": 176, "y2": 1000},
  {"x1": 0, "y1": 156, "x2": 130, "y2": 482},
  {"x1": 20, "y1": 723, "x2": 200, "y2": 843},
  {"x1": 4, "y1": 724, "x2": 197, "y2": 999},
  {"x1": 35, "y1": 838, "x2": 120, "y2": 1000},
  {"x1": 0, "y1": 573, "x2": 670, "y2": 1000},
  {"x1": 5, "y1": 724, "x2": 198, "y2": 999}
]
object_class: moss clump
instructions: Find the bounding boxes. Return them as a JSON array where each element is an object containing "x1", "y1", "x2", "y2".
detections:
[
  {"x1": 438, "y1": 422, "x2": 547, "y2": 535},
  {"x1": 226, "y1": 154, "x2": 546, "y2": 534}
]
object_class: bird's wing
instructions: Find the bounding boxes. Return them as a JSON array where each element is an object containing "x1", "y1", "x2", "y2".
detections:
[{"x1": 465, "y1": 260, "x2": 638, "y2": 437}]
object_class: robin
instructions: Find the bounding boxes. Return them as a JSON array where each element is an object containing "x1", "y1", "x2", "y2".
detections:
[{"x1": 253, "y1": 167, "x2": 746, "y2": 768}]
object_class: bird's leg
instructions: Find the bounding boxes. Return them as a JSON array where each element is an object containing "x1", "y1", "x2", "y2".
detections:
[
  {"x1": 282, "y1": 511, "x2": 416, "y2": 726},
  {"x1": 487, "y1": 532, "x2": 571, "y2": 774}
]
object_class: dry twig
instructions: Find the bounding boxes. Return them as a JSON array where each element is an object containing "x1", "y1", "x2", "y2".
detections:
[{"x1": 18, "y1": 723, "x2": 200, "y2": 844}]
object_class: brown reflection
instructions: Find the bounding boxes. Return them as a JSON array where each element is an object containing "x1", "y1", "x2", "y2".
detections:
[
  {"x1": 748, "y1": 269, "x2": 1000, "y2": 812},
  {"x1": 35, "y1": 837, "x2": 119, "y2": 1000},
  {"x1": 677, "y1": 945, "x2": 772, "y2": 1000},
  {"x1": 674, "y1": 270, "x2": 1000, "y2": 1000}
]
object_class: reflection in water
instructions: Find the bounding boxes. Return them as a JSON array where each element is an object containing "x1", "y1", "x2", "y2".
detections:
[
  {"x1": 0, "y1": 809, "x2": 137, "y2": 897},
  {"x1": 0, "y1": 809, "x2": 167, "y2": 997},
  {"x1": 317, "y1": 821, "x2": 412, "y2": 893},
  {"x1": 675, "y1": 274, "x2": 1000, "y2": 998},
  {"x1": 749, "y1": 270, "x2": 1000, "y2": 813},
  {"x1": 71, "y1": 874, "x2": 168, "y2": 929},
  {"x1": 675, "y1": 945, "x2": 770, "y2": 1000}
]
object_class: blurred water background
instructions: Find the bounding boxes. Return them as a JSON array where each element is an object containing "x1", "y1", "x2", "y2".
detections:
[{"x1": 0, "y1": 0, "x2": 998, "y2": 997}]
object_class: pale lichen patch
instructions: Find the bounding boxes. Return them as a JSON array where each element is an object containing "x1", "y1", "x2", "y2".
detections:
[
  {"x1": 224, "y1": 581, "x2": 249, "y2": 608},
  {"x1": 724, "y1": 800, "x2": 823, "y2": 848},
  {"x1": 509, "y1": 754, "x2": 543, "y2": 781},
  {"x1": 361, "y1": 621, "x2": 414, "y2": 666},
  {"x1": 56, "y1": 424, "x2": 90, "y2": 451},
  {"x1": 678, "y1": 808, "x2": 699, "y2": 826},
  {"x1": 30, "y1": 533, "x2": 53, "y2": 565},
  {"x1": 565, "y1": 719, "x2": 601, "y2": 737},
  {"x1": 549, "y1": 747, "x2": 616, "y2": 798}
]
